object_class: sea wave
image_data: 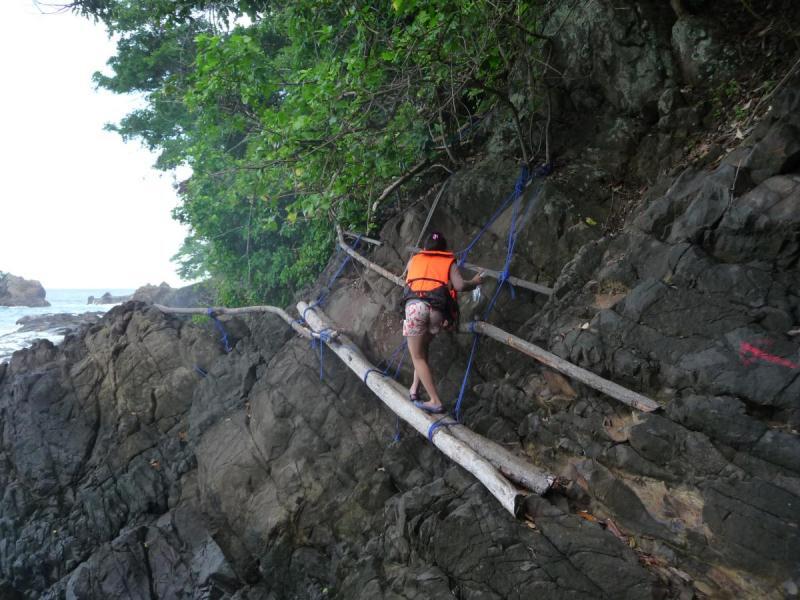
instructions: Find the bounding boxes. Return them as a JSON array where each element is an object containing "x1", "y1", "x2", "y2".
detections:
[{"x1": 0, "y1": 288, "x2": 133, "y2": 364}]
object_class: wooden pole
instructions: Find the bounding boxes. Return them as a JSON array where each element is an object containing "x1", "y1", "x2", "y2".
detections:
[
  {"x1": 153, "y1": 304, "x2": 337, "y2": 342},
  {"x1": 343, "y1": 231, "x2": 382, "y2": 246},
  {"x1": 405, "y1": 245, "x2": 553, "y2": 296},
  {"x1": 463, "y1": 321, "x2": 660, "y2": 413},
  {"x1": 336, "y1": 226, "x2": 405, "y2": 287},
  {"x1": 446, "y1": 426, "x2": 555, "y2": 494},
  {"x1": 298, "y1": 301, "x2": 535, "y2": 516}
]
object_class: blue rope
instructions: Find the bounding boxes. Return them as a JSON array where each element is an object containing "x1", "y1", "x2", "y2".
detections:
[
  {"x1": 194, "y1": 365, "x2": 208, "y2": 378},
  {"x1": 206, "y1": 308, "x2": 232, "y2": 353},
  {"x1": 316, "y1": 235, "x2": 362, "y2": 307},
  {"x1": 453, "y1": 333, "x2": 481, "y2": 422},
  {"x1": 302, "y1": 304, "x2": 318, "y2": 323},
  {"x1": 427, "y1": 417, "x2": 458, "y2": 441},
  {"x1": 446, "y1": 114, "x2": 484, "y2": 146},
  {"x1": 363, "y1": 340, "x2": 408, "y2": 386},
  {"x1": 363, "y1": 368, "x2": 382, "y2": 386},
  {"x1": 483, "y1": 164, "x2": 527, "y2": 316},
  {"x1": 455, "y1": 164, "x2": 551, "y2": 267},
  {"x1": 360, "y1": 339, "x2": 407, "y2": 441},
  {"x1": 312, "y1": 328, "x2": 336, "y2": 380},
  {"x1": 451, "y1": 164, "x2": 553, "y2": 422}
]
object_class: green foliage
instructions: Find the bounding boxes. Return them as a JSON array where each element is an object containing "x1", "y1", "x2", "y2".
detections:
[
  {"x1": 712, "y1": 78, "x2": 742, "y2": 119},
  {"x1": 74, "y1": 0, "x2": 543, "y2": 305}
]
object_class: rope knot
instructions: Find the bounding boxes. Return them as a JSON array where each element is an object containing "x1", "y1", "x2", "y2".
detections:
[{"x1": 427, "y1": 417, "x2": 457, "y2": 441}]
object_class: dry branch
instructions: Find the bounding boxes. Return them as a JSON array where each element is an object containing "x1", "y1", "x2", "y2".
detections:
[{"x1": 154, "y1": 304, "x2": 335, "y2": 342}]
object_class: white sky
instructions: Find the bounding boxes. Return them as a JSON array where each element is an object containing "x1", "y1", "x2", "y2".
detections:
[{"x1": 0, "y1": 0, "x2": 190, "y2": 289}]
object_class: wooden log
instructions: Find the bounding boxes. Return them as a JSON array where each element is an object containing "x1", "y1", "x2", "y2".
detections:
[
  {"x1": 463, "y1": 321, "x2": 660, "y2": 413},
  {"x1": 343, "y1": 231, "x2": 382, "y2": 246},
  {"x1": 298, "y1": 301, "x2": 536, "y2": 516},
  {"x1": 405, "y1": 245, "x2": 553, "y2": 296},
  {"x1": 446, "y1": 426, "x2": 554, "y2": 495},
  {"x1": 153, "y1": 304, "x2": 336, "y2": 342},
  {"x1": 336, "y1": 226, "x2": 405, "y2": 287}
]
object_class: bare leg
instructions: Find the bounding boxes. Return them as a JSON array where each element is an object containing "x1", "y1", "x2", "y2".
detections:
[
  {"x1": 407, "y1": 333, "x2": 442, "y2": 409},
  {"x1": 410, "y1": 367, "x2": 421, "y2": 397}
]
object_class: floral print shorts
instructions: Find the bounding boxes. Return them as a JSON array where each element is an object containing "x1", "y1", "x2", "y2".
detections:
[{"x1": 403, "y1": 300, "x2": 442, "y2": 336}]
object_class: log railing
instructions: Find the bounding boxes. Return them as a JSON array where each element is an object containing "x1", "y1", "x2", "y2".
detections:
[
  {"x1": 154, "y1": 304, "x2": 338, "y2": 342},
  {"x1": 330, "y1": 234, "x2": 660, "y2": 413},
  {"x1": 404, "y1": 245, "x2": 554, "y2": 296}
]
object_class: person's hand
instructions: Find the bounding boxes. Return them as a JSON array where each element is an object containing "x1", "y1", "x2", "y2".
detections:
[{"x1": 472, "y1": 271, "x2": 485, "y2": 286}]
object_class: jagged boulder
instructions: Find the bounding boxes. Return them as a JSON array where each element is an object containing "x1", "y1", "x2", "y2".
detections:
[
  {"x1": 87, "y1": 292, "x2": 132, "y2": 305},
  {"x1": 0, "y1": 273, "x2": 49, "y2": 307},
  {"x1": 132, "y1": 281, "x2": 215, "y2": 308}
]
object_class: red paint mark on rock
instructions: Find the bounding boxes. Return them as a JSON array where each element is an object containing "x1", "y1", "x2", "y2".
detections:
[{"x1": 739, "y1": 341, "x2": 799, "y2": 369}]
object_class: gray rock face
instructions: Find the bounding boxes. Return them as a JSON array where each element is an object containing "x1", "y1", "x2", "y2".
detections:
[
  {"x1": 0, "y1": 273, "x2": 49, "y2": 307},
  {"x1": 528, "y1": 85, "x2": 800, "y2": 596},
  {"x1": 545, "y1": 0, "x2": 676, "y2": 115},
  {"x1": 671, "y1": 16, "x2": 736, "y2": 87},
  {"x1": 1, "y1": 3, "x2": 799, "y2": 598}
]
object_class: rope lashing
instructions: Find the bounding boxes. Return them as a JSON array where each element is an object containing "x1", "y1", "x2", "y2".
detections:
[
  {"x1": 206, "y1": 308, "x2": 232, "y2": 353},
  {"x1": 312, "y1": 328, "x2": 336, "y2": 380},
  {"x1": 427, "y1": 416, "x2": 459, "y2": 441},
  {"x1": 363, "y1": 368, "x2": 382, "y2": 386},
  {"x1": 302, "y1": 304, "x2": 318, "y2": 324}
]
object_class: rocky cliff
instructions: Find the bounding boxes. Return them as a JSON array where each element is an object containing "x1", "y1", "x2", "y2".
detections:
[
  {"x1": 0, "y1": 273, "x2": 49, "y2": 307},
  {"x1": 1, "y1": 2, "x2": 799, "y2": 599}
]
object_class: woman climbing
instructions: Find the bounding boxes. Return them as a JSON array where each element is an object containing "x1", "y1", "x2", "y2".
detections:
[{"x1": 403, "y1": 231, "x2": 483, "y2": 413}]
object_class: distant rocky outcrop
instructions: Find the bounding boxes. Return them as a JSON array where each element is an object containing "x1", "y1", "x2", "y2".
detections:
[
  {"x1": 88, "y1": 282, "x2": 214, "y2": 307},
  {"x1": 0, "y1": 273, "x2": 50, "y2": 307},
  {"x1": 15, "y1": 313, "x2": 103, "y2": 336},
  {"x1": 132, "y1": 281, "x2": 215, "y2": 308},
  {"x1": 87, "y1": 292, "x2": 132, "y2": 305}
]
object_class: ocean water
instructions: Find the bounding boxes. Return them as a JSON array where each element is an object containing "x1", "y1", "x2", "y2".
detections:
[{"x1": 0, "y1": 289, "x2": 133, "y2": 364}]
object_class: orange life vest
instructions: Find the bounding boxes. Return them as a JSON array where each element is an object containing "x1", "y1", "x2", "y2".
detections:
[
  {"x1": 402, "y1": 251, "x2": 460, "y2": 329},
  {"x1": 406, "y1": 250, "x2": 457, "y2": 300}
]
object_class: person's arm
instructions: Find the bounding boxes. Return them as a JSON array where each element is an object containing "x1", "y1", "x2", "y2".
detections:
[{"x1": 450, "y1": 264, "x2": 483, "y2": 292}]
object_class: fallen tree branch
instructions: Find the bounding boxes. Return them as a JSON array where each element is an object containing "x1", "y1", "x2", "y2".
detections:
[
  {"x1": 376, "y1": 158, "x2": 430, "y2": 204},
  {"x1": 153, "y1": 304, "x2": 336, "y2": 342},
  {"x1": 343, "y1": 231, "x2": 382, "y2": 246},
  {"x1": 464, "y1": 321, "x2": 660, "y2": 412},
  {"x1": 336, "y1": 226, "x2": 405, "y2": 287}
]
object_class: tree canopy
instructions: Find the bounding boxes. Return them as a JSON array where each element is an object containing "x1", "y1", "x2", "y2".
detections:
[{"x1": 65, "y1": 0, "x2": 545, "y2": 304}]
